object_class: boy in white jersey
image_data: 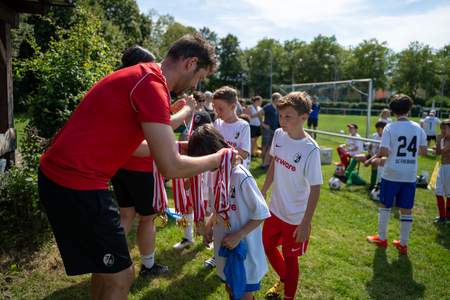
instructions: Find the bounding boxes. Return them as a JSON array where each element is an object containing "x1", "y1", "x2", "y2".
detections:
[
  {"x1": 336, "y1": 123, "x2": 363, "y2": 170},
  {"x1": 261, "y1": 92, "x2": 322, "y2": 300},
  {"x1": 213, "y1": 86, "x2": 251, "y2": 169},
  {"x1": 433, "y1": 119, "x2": 450, "y2": 223},
  {"x1": 366, "y1": 94, "x2": 427, "y2": 254},
  {"x1": 423, "y1": 110, "x2": 441, "y2": 148},
  {"x1": 189, "y1": 124, "x2": 270, "y2": 300}
]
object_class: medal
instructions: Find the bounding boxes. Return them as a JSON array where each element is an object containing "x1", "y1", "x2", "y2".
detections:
[
  {"x1": 197, "y1": 222, "x2": 207, "y2": 236},
  {"x1": 223, "y1": 219, "x2": 231, "y2": 231},
  {"x1": 153, "y1": 213, "x2": 168, "y2": 228},
  {"x1": 213, "y1": 215, "x2": 219, "y2": 226}
]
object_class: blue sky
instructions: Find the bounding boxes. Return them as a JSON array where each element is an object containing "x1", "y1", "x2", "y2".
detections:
[{"x1": 136, "y1": 0, "x2": 450, "y2": 52}]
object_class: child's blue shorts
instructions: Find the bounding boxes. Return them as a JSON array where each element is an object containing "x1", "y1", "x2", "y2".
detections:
[
  {"x1": 380, "y1": 178, "x2": 416, "y2": 209},
  {"x1": 220, "y1": 278, "x2": 261, "y2": 294}
]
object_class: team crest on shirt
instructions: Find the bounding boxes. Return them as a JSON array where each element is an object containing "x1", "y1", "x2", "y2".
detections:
[
  {"x1": 229, "y1": 185, "x2": 236, "y2": 198},
  {"x1": 234, "y1": 131, "x2": 240, "y2": 139},
  {"x1": 103, "y1": 254, "x2": 115, "y2": 267},
  {"x1": 293, "y1": 153, "x2": 302, "y2": 163},
  {"x1": 194, "y1": 115, "x2": 201, "y2": 123}
]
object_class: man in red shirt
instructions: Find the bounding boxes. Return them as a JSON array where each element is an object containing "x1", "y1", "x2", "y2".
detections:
[{"x1": 38, "y1": 33, "x2": 233, "y2": 300}]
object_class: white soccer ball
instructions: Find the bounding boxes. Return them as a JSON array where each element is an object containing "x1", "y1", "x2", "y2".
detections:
[
  {"x1": 340, "y1": 130, "x2": 345, "y2": 134},
  {"x1": 335, "y1": 164, "x2": 345, "y2": 175},
  {"x1": 329, "y1": 177, "x2": 342, "y2": 190},
  {"x1": 370, "y1": 188, "x2": 380, "y2": 201}
]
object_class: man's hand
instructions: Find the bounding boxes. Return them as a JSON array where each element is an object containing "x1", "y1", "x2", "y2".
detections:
[
  {"x1": 186, "y1": 95, "x2": 196, "y2": 110},
  {"x1": 171, "y1": 99, "x2": 186, "y2": 113},
  {"x1": 262, "y1": 123, "x2": 270, "y2": 130}
]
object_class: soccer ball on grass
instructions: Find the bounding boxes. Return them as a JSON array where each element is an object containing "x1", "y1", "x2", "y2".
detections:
[{"x1": 329, "y1": 177, "x2": 342, "y2": 190}]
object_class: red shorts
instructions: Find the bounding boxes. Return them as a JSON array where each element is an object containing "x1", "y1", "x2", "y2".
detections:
[{"x1": 263, "y1": 212, "x2": 310, "y2": 257}]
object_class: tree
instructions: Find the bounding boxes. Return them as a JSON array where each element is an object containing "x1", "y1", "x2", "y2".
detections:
[
  {"x1": 159, "y1": 21, "x2": 197, "y2": 59},
  {"x1": 391, "y1": 41, "x2": 435, "y2": 98},
  {"x1": 217, "y1": 34, "x2": 243, "y2": 90}
]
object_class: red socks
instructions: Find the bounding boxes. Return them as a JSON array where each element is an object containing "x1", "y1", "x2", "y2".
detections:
[
  {"x1": 437, "y1": 196, "x2": 446, "y2": 218},
  {"x1": 336, "y1": 147, "x2": 350, "y2": 168},
  {"x1": 284, "y1": 256, "x2": 299, "y2": 299},
  {"x1": 265, "y1": 247, "x2": 286, "y2": 279}
]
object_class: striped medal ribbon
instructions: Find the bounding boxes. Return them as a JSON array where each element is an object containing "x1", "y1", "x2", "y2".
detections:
[{"x1": 214, "y1": 149, "x2": 234, "y2": 231}]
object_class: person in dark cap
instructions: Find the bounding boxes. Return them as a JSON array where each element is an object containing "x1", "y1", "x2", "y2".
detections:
[{"x1": 337, "y1": 123, "x2": 363, "y2": 169}]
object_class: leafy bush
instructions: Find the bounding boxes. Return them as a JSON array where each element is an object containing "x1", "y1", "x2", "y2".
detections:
[
  {"x1": 0, "y1": 126, "x2": 52, "y2": 249},
  {"x1": 425, "y1": 95, "x2": 450, "y2": 108},
  {"x1": 14, "y1": 8, "x2": 118, "y2": 138}
]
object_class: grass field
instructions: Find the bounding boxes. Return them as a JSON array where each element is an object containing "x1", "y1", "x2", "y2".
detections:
[{"x1": 3, "y1": 114, "x2": 450, "y2": 300}]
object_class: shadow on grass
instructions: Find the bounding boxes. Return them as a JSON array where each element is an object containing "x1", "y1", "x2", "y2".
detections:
[
  {"x1": 41, "y1": 280, "x2": 91, "y2": 300},
  {"x1": 366, "y1": 247, "x2": 425, "y2": 299},
  {"x1": 434, "y1": 222, "x2": 450, "y2": 250}
]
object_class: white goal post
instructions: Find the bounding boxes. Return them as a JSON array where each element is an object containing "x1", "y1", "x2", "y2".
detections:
[{"x1": 279, "y1": 79, "x2": 373, "y2": 138}]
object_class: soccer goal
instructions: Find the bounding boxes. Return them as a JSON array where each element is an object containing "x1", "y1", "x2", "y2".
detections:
[{"x1": 279, "y1": 79, "x2": 373, "y2": 138}]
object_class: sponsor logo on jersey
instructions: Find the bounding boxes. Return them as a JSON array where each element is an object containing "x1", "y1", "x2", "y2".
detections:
[
  {"x1": 194, "y1": 115, "x2": 201, "y2": 123},
  {"x1": 293, "y1": 153, "x2": 302, "y2": 163},
  {"x1": 226, "y1": 141, "x2": 237, "y2": 147},
  {"x1": 103, "y1": 254, "x2": 114, "y2": 267},
  {"x1": 275, "y1": 144, "x2": 282, "y2": 147},
  {"x1": 234, "y1": 131, "x2": 240, "y2": 139},
  {"x1": 274, "y1": 155, "x2": 296, "y2": 172},
  {"x1": 229, "y1": 185, "x2": 236, "y2": 198}
]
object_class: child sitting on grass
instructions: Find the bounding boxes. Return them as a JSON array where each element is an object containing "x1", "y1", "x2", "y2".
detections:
[
  {"x1": 433, "y1": 119, "x2": 450, "y2": 223},
  {"x1": 188, "y1": 124, "x2": 270, "y2": 300}
]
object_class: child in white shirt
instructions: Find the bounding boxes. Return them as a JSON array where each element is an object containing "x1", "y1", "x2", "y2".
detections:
[
  {"x1": 423, "y1": 110, "x2": 441, "y2": 148},
  {"x1": 261, "y1": 92, "x2": 322, "y2": 300},
  {"x1": 188, "y1": 124, "x2": 270, "y2": 300}
]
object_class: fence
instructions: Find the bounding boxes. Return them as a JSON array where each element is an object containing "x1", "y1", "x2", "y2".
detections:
[{"x1": 320, "y1": 108, "x2": 384, "y2": 116}]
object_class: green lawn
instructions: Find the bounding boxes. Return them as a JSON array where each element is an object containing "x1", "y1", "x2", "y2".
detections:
[{"x1": 5, "y1": 114, "x2": 449, "y2": 300}]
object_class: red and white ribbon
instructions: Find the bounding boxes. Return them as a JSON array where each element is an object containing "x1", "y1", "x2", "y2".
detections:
[
  {"x1": 172, "y1": 142, "x2": 188, "y2": 215},
  {"x1": 189, "y1": 173, "x2": 204, "y2": 223},
  {"x1": 152, "y1": 160, "x2": 168, "y2": 213},
  {"x1": 214, "y1": 149, "x2": 234, "y2": 221}
]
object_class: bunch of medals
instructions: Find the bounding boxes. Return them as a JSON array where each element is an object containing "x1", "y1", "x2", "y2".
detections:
[
  {"x1": 152, "y1": 159, "x2": 168, "y2": 228},
  {"x1": 214, "y1": 149, "x2": 234, "y2": 232},
  {"x1": 190, "y1": 173, "x2": 207, "y2": 236},
  {"x1": 173, "y1": 141, "x2": 190, "y2": 230}
]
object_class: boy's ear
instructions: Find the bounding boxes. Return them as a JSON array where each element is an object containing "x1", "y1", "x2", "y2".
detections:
[
  {"x1": 301, "y1": 113, "x2": 309, "y2": 121},
  {"x1": 231, "y1": 103, "x2": 236, "y2": 111}
]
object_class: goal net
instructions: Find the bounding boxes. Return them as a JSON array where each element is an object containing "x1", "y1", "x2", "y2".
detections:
[{"x1": 279, "y1": 79, "x2": 373, "y2": 138}]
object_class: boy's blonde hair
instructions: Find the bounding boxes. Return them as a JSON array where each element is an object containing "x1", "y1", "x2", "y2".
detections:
[
  {"x1": 380, "y1": 108, "x2": 390, "y2": 118},
  {"x1": 212, "y1": 86, "x2": 238, "y2": 105},
  {"x1": 276, "y1": 91, "x2": 312, "y2": 116}
]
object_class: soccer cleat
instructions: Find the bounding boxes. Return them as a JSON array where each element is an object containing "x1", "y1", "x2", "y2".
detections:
[
  {"x1": 434, "y1": 217, "x2": 449, "y2": 223},
  {"x1": 266, "y1": 280, "x2": 284, "y2": 298},
  {"x1": 366, "y1": 234, "x2": 388, "y2": 248},
  {"x1": 173, "y1": 238, "x2": 194, "y2": 249},
  {"x1": 139, "y1": 264, "x2": 169, "y2": 276},
  {"x1": 334, "y1": 173, "x2": 348, "y2": 184},
  {"x1": 392, "y1": 240, "x2": 408, "y2": 254},
  {"x1": 204, "y1": 257, "x2": 216, "y2": 269}
]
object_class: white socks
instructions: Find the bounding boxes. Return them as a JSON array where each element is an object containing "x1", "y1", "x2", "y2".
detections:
[
  {"x1": 377, "y1": 208, "x2": 391, "y2": 241},
  {"x1": 184, "y1": 212, "x2": 194, "y2": 241},
  {"x1": 377, "y1": 166, "x2": 384, "y2": 184},
  {"x1": 141, "y1": 252, "x2": 154, "y2": 269},
  {"x1": 399, "y1": 215, "x2": 413, "y2": 246}
]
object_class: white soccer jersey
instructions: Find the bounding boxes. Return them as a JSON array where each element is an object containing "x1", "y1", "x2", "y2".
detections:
[
  {"x1": 269, "y1": 130, "x2": 323, "y2": 225},
  {"x1": 211, "y1": 165, "x2": 270, "y2": 285},
  {"x1": 380, "y1": 121, "x2": 427, "y2": 183},
  {"x1": 423, "y1": 116, "x2": 441, "y2": 136},
  {"x1": 379, "y1": 118, "x2": 393, "y2": 124},
  {"x1": 214, "y1": 119, "x2": 251, "y2": 170},
  {"x1": 346, "y1": 133, "x2": 363, "y2": 156},
  {"x1": 370, "y1": 133, "x2": 382, "y2": 155}
]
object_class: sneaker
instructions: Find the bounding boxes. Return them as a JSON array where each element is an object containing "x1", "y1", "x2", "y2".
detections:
[
  {"x1": 139, "y1": 264, "x2": 169, "y2": 276},
  {"x1": 266, "y1": 280, "x2": 284, "y2": 298},
  {"x1": 368, "y1": 185, "x2": 375, "y2": 191},
  {"x1": 434, "y1": 217, "x2": 449, "y2": 223},
  {"x1": 204, "y1": 257, "x2": 216, "y2": 269},
  {"x1": 366, "y1": 234, "x2": 388, "y2": 248},
  {"x1": 173, "y1": 238, "x2": 194, "y2": 249},
  {"x1": 392, "y1": 240, "x2": 408, "y2": 254},
  {"x1": 334, "y1": 174, "x2": 348, "y2": 184}
]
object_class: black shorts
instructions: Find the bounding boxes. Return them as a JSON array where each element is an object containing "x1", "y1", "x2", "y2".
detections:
[
  {"x1": 38, "y1": 169, "x2": 132, "y2": 276},
  {"x1": 307, "y1": 118, "x2": 318, "y2": 128},
  {"x1": 250, "y1": 125, "x2": 261, "y2": 138},
  {"x1": 110, "y1": 168, "x2": 156, "y2": 216},
  {"x1": 427, "y1": 135, "x2": 436, "y2": 141},
  {"x1": 365, "y1": 153, "x2": 371, "y2": 160}
]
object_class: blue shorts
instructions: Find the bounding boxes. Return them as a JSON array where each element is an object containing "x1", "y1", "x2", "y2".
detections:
[
  {"x1": 380, "y1": 178, "x2": 416, "y2": 209},
  {"x1": 219, "y1": 278, "x2": 261, "y2": 294}
]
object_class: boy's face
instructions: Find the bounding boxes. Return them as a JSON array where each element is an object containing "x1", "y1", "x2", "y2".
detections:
[
  {"x1": 278, "y1": 106, "x2": 306, "y2": 133},
  {"x1": 441, "y1": 125, "x2": 450, "y2": 138},
  {"x1": 349, "y1": 127, "x2": 357, "y2": 135},
  {"x1": 214, "y1": 99, "x2": 236, "y2": 121},
  {"x1": 376, "y1": 127, "x2": 384, "y2": 137}
]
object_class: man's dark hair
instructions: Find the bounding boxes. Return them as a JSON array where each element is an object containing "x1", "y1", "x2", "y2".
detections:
[
  {"x1": 117, "y1": 45, "x2": 155, "y2": 70},
  {"x1": 375, "y1": 121, "x2": 387, "y2": 128},
  {"x1": 389, "y1": 94, "x2": 413, "y2": 115},
  {"x1": 166, "y1": 33, "x2": 219, "y2": 75},
  {"x1": 187, "y1": 124, "x2": 230, "y2": 157}
]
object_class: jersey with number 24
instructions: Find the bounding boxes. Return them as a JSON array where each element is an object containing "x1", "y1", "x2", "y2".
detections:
[{"x1": 380, "y1": 120, "x2": 427, "y2": 183}]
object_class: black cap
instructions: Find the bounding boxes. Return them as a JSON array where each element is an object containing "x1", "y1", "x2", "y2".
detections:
[
  {"x1": 193, "y1": 110, "x2": 212, "y2": 130},
  {"x1": 347, "y1": 123, "x2": 358, "y2": 129}
]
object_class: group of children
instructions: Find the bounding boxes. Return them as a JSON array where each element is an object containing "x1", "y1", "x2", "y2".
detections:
[{"x1": 173, "y1": 87, "x2": 322, "y2": 300}]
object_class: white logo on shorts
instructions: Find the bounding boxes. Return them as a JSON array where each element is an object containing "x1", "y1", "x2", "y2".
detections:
[{"x1": 103, "y1": 254, "x2": 115, "y2": 267}]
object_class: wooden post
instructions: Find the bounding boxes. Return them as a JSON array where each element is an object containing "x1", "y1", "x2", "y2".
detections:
[{"x1": 0, "y1": 21, "x2": 16, "y2": 167}]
